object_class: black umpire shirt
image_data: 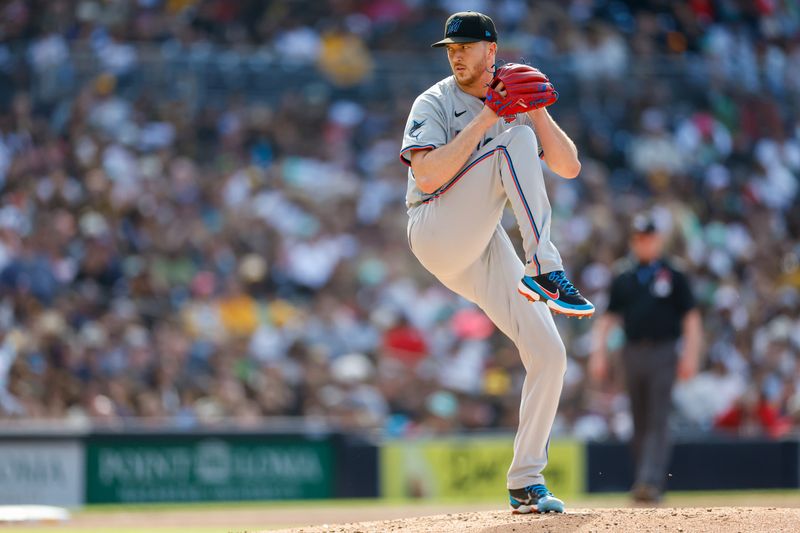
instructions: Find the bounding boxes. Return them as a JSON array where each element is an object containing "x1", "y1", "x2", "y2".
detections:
[{"x1": 607, "y1": 258, "x2": 695, "y2": 342}]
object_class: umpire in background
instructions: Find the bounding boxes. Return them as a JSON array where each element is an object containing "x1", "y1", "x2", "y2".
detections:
[{"x1": 589, "y1": 212, "x2": 702, "y2": 503}]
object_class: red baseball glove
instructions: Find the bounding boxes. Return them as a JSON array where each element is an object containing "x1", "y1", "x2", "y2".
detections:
[{"x1": 485, "y1": 63, "x2": 559, "y2": 123}]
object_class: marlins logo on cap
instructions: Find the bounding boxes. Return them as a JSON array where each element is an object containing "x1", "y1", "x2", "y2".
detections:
[
  {"x1": 432, "y1": 11, "x2": 498, "y2": 48},
  {"x1": 447, "y1": 17, "x2": 463, "y2": 34}
]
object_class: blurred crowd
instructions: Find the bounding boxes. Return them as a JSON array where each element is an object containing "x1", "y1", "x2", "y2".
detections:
[{"x1": 0, "y1": 0, "x2": 798, "y2": 440}]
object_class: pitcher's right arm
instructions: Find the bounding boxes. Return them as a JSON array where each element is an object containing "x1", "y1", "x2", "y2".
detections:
[{"x1": 410, "y1": 107, "x2": 497, "y2": 194}]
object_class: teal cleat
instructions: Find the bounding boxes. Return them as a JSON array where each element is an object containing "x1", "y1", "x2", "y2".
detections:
[
  {"x1": 518, "y1": 271, "x2": 595, "y2": 318},
  {"x1": 509, "y1": 484, "x2": 565, "y2": 514}
]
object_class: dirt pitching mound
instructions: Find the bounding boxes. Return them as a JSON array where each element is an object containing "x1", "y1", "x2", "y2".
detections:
[{"x1": 270, "y1": 507, "x2": 800, "y2": 533}]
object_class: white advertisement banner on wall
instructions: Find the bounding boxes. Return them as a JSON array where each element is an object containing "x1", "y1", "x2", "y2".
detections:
[{"x1": 0, "y1": 440, "x2": 84, "y2": 506}]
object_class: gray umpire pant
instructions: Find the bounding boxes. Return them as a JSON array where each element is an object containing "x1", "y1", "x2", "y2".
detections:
[
  {"x1": 407, "y1": 126, "x2": 567, "y2": 489},
  {"x1": 621, "y1": 339, "x2": 678, "y2": 492}
]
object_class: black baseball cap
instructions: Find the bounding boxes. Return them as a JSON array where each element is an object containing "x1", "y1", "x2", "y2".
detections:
[
  {"x1": 431, "y1": 11, "x2": 498, "y2": 48},
  {"x1": 631, "y1": 213, "x2": 658, "y2": 234}
]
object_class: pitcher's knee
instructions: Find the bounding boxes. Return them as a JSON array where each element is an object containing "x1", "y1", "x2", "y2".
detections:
[
  {"x1": 517, "y1": 329, "x2": 567, "y2": 376},
  {"x1": 537, "y1": 334, "x2": 567, "y2": 377},
  {"x1": 503, "y1": 125, "x2": 537, "y2": 151},
  {"x1": 551, "y1": 339, "x2": 568, "y2": 376}
]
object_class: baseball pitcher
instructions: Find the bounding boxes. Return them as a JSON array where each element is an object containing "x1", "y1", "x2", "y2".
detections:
[{"x1": 401, "y1": 11, "x2": 594, "y2": 513}]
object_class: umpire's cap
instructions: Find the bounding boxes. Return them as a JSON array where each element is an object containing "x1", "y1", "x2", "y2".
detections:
[
  {"x1": 631, "y1": 213, "x2": 659, "y2": 234},
  {"x1": 431, "y1": 12, "x2": 498, "y2": 48}
]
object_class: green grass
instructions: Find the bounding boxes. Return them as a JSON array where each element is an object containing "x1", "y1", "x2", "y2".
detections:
[
  {"x1": 5, "y1": 529, "x2": 230, "y2": 533},
  {"x1": 73, "y1": 488, "x2": 799, "y2": 513},
  {"x1": 6, "y1": 490, "x2": 799, "y2": 533}
]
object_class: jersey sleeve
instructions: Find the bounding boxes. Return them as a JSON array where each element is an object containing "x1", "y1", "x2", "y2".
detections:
[
  {"x1": 672, "y1": 269, "x2": 696, "y2": 316},
  {"x1": 606, "y1": 274, "x2": 625, "y2": 315},
  {"x1": 400, "y1": 94, "x2": 448, "y2": 167}
]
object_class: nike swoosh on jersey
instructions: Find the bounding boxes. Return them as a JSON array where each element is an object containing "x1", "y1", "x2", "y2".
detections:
[{"x1": 454, "y1": 110, "x2": 467, "y2": 117}]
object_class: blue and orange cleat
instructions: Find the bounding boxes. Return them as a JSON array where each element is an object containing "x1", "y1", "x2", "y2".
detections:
[
  {"x1": 509, "y1": 484, "x2": 565, "y2": 514},
  {"x1": 518, "y1": 270, "x2": 594, "y2": 318}
]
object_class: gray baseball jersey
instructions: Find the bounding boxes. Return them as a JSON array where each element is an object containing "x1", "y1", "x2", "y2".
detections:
[
  {"x1": 401, "y1": 76, "x2": 538, "y2": 208},
  {"x1": 401, "y1": 75, "x2": 561, "y2": 277},
  {"x1": 401, "y1": 75, "x2": 567, "y2": 490}
]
